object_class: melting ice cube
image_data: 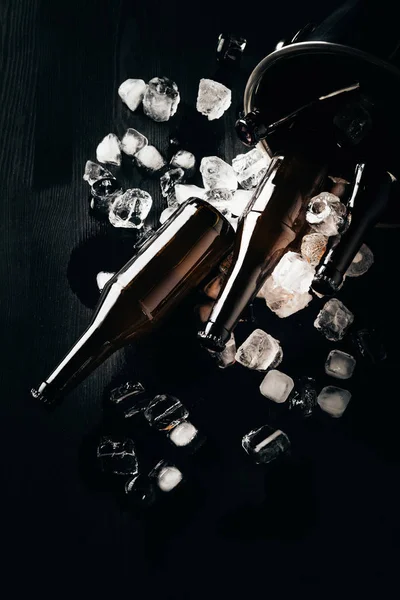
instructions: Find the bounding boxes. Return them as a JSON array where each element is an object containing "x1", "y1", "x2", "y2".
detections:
[
  {"x1": 108, "y1": 381, "x2": 148, "y2": 418},
  {"x1": 83, "y1": 160, "x2": 113, "y2": 185},
  {"x1": 242, "y1": 425, "x2": 290, "y2": 464},
  {"x1": 144, "y1": 394, "x2": 189, "y2": 431},
  {"x1": 96, "y1": 133, "x2": 121, "y2": 166},
  {"x1": 97, "y1": 436, "x2": 138, "y2": 476},
  {"x1": 235, "y1": 328, "x2": 283, "y2": 371},
  {"x1": 232, "y1": 148, "x2": 270, "y2": 190},
  {"x1": 90, "y1": 178, "x2": 123, "y2": 216},
  {"x1": 200, "y1": 156, "x2": 237, "y2": 191},
  {"x1": 120, "y1": 128, "x2": 148, "y2": 156},
  {"x1": 346, "y1": 244, "x2": 374, "y2": 278},
  {"x1": 143, "y1": 76, "x2": 180, "y2": 122},
  {"x1": 325, "y1": 349, "x2": 356, "y2": 380},
  {"x1": 135, "y1": 145, "x2": 166, "y2": 173},
  {"x1": 196, "y1": 78, "x2": 231, "y2": 120},
  {"x1": 259, "y1": 369, "x2": 294, "y2": 403},
  {"x1": 317, "y1": 386, "x2": 352, "y2": 418},
  {"x1": 118, "y1": 78, "x2": 146, "y2": 112},
  {"x1": 314, "y1": 298, "x2": 354, "y2": 341},
  {"x1": 109, "y1": 189, "x2": 152, "y2": 229},
  {"x1": 306, "y1": 192, "x2": 347, "y2": 237}
]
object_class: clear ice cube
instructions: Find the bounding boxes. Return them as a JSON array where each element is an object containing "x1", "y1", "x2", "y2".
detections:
[
  {"x1": 301, "y1": 233, "x2": 328, "y2": 267},
  {"x1": 242, "y1": 425, "x2": 290, "y2": 464},
  {"x1": 314, "y1": 298, "x2": 354, "y2": 341},
  {"x1": 120, "y1": 128, "x2": 148, "y2": 156},
  {"x1": 169, "y1": 421, "x2": 198, "y2": 447},
  {"x1": 90, "y1": 178, "x2": 123, "y2": 216},
  {"x1": 346, "y1": 244, "x2": 374, "y2": 277},
  {"x1": 83, "y1": 160, "x2": 113, "y2": 185},
  {"x1": 204, "y1": 188, "x2": 234, "y2": 214},
  {"x1": 217, "y1": 33, "x2": 247, "y2": 63},
  {"x1": 175, "y1": 184, "x2": 206, "y2": 204},
  {"x1": 230, "y1": 189, "x2": 253, "y2": 217},
  {"x1": 150, "y1": 460, "x2": 183, "y2": 492},
  {"x1": 259, "y1": 369, "x2": 294, "y2": 403},
  {"x1": 142, "y1": 76, "x2": 180, "y2": 122},
  {"x1": 170, "y1": 150, "x2": 196, "y2": 174},
  {"x1": 351, "y1": 328, "x2": 387, "y2": 364},
  {"x1": 271, "y1": 251, "x2": 315, "y2": 294},
  {"x1": 235, "y1": 328, "x2": 283, "y2": 371},
  {"x1": 232, "y1": 148, "x2": 270, "y2": 190},
  {"x1": 317, "y1": 386, "x2": 352, "y2": 418},
  {"x1": 96, "y1": 133, "x2": 121, "y2": 166},
  {"x1": 289, "y1": 376, "x2": 317, "y2": 417},
  {"x1": 325, "y1": 349, "x2": 356, "y2": 380},
  {"x1": 109, "y1": 189, "x2": 152, "y2": 229},
  {"x1": 160, "y1": 168, "x2": 185, "y2": 204},
  {"x1": 135, "y1": 145, "x2": 166, "y2": 173},
  {"x1": 144, "y1": 394, "x2": 189, "y2": 430},
  {"x1": 97, "y1": 436, "x2": 138, "y2": 476},
  {"x1": 200, "y1": 156, "x2": 237, "y2": 191},
  {"x1": 196, "y1": 78, "x2": 231, "y2": 120},
  {"x1": 96, "y1": 271, "x2": 115, "y2": 291},
  {"x1": 125, "y1": 475, "x2": 156, "y2": 506},
  {"x1": 258, "y1": 276, "x2": 312, "y2": 318},
  {"x1": 118, "y1": 78, "x2": 146, "y2": 112},
  {"x1": 108, "y1": 381, "x2": 148, "y2": 418},
  {"x1": 306, "y1": 192, "x2": 347, "y2": 237}
]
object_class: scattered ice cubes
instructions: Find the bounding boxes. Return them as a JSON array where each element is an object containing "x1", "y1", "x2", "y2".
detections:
[
  {"x1": 200, "y1": 156, "x2": 237, "y2": 191},
  {"x1": 301, "y1": 233, "x2": 328, "y2": 267},
  {"x1": 96, "y1": 133, "x2": 121, "y2": 166},
  {"x1": 170, "y1": 150, "x2": 196, "y2": 174},
  {"x1": 108, "y1": 381, "x2": 148, "y2": 418},
  {"x1": 90, "y1": 178, "x2": 123, "y2": 216},
  {"x1": 306, "y1": 192, "x2": 347, "y2": 236},
  {"x1": 144, "y1": 394, "x2": 189, "y2": 430},
  {"x1": 289, "y1": 376, "x2": 317, "y2": 417},
  {"x1": 346, "y1": 244, "x2": 374, "y2": 277},
  {"x1": 83, "y1": 160, "x2": 113, "y2": 185},
  {"x1": 317, "y1": 386, "x2": 352, "y2": 418},
  {"x1": 150, "y1": 460, "x2": 183, "y2": 492},
  {"x1": 120, "y1": 128, "x2": 148, "y2": 156},
  {"x1": 160, "y1": 168, "x2": 185, "y2": 204},
  {"x1": 217, "y1": 33, "x2": 247, "y2": 63},
  {"x1": 232, "y1": 148, "x2": 270, "y2": 190},
  {"x1": 125, "y1": 475, "x2": 156, "y2": 506},
  {"x1": 196, "y1": 78, "x2": 232, "y2": 120},
  {"x1": 169, "y1": 421, "x2": 198, "y2": 447},
  {"x1": 325, "y1": 349, "x2": 356, "y2": 380},
  {"x1": 109, "y1": 189, "x2": 152, "y2": 229},
  {"x1": 135, "y1": 145, "x2": 166, "y2": 173},
  {"x1": 175, "y1": 184, "x2": 206, "y2": 204},
  {"x1": 314, "y1": 298, "x2": 354, "y2": 341},
  {"x1": 118, "y1": 78, "x2": 147, "y2": 112},
  {"x1": 97, "y1": 436, "x2": 138, "y2": 476},
  {"x1": 242, "y1": 425, "x2": 290, "y2": 464},
  {"x1": 272, "y1": 252, "x2": 315, "y2": 294},
  {"x1": 235, "y1": 328, "x2": 283, "y2": 371},
  {"x1": 351, "y1": 328, "x2": 387, "y2": 364},
  {"x1": 142, "y1": 76, "x2": 180, "y2": 122},
  {"x1": 258, "y1": 276, "x2": 312, "y2": 318},
  {"x1": 96, "y1": 271, "x2": 115, "y2": 292},
  {"x1": 159, "y1": 206, "x2": 178, "y2": 224},
  {"x1": 259, "y1": 369, "x2": 294, "y2": 403}
]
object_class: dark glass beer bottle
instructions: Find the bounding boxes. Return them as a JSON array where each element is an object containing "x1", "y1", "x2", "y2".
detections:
[{"x1": 32, "y1": 199, "x2": 234, "y2": 406}]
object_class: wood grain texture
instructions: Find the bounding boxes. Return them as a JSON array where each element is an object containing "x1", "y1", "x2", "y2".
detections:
[{"x1": 1, "y1": 0, "x2": 400, "y2": 595}]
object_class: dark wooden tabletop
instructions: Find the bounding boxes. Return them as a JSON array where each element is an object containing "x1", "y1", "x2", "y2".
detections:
[{"x1": 1, "y1": 0, "x2": 400, "y2": 595}]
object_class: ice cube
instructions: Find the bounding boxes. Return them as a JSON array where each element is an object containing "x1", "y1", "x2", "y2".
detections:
[
  {"x1": 150, "y1": 460, "x2": 183, "y2": 492},
  {"x1": 325, "y1": 350, "x2": 356, "y2": 380},
  {"x1": 90, "y1": 178, "x2": 123, "y2": 216},
  {"x1": 196, "y1": 78, "x2": 232, "y2": 120},
  {"x1": 217, "y1": 33, "x2": 247, "y2": 63},
  {"x1": 169, "y1": 421, "x2": 198, "y2": 447},
  {"x1": 306, "y1": 192, "x2": 347, "y2": 236},
  {"x1": 108, "y1": 381, "x2": 148, "y2": 418},
  {"x1": 301, "y1": 233, "x2": 328, "y2": 267},
  {"x1": 230, "y1": 189, "x2": 253, "y2": 217},
  {"x1": 317, "y1": 386, "x2": 352, "y2": 418},
  {"x1": 235, "y1": 328, "x2": 283, "y2": 371},
  {"x1": 118, "y1": 78, "x2": 146, "y2": 112},
  {"x1": 272, "y1": 252, "x2": 315, "y2": 294},
  {"x1": 175, "y1": 184, "x2": 206, "y2": 205},
  {"x1": 314, "y1": 298, "x2": 354, "y2": 341},
  {"x1": 346, "y1": 244, "x2": 374, "y2": 277},
  {"x1": 200, "y1": 156, "x2": 238, "y2": 191},
  {"x1": 258, "y1": 276, "x2": 312, "y2": 318},
  {"x1": 159, "y1": 206, "x2": 178, "y2": 224},
  {"x1": 211, "y1": 332, "x2": 236, "y2": 368},
  {"x1": 351, "y1": 328, "x2": 387, "y2": 364},
  {"x1": 204, "y1": 188, "x2": 234, "y2": 214},
  {"x1": 259, "y1": 369, "x2": 294, "y2": 403},
  {"x1": 135, "y1": 145, "x2": 166, "y2": 173},
  {"x1": 242, "y1": 425, "x2": 290, "y2": 464},
  {"x1": 170, "y1": 150, "x2": 196, "y2": 174},
  {"x1": 109, "y1": 189, "x2": 152, "y2": 229},
  {"x1": 125, "y1": 475, "x2": 156, "y2": 506},
  {"x1": 97, "y1": 436, "x2": 138, "y2": 476},
  {"x1": 120, "y1": 128, "x2": 148, "y2": 157},
  {"x1": 289, "y1": 376, "x2": 317, "y2": 417},
  {"x1": 144, "y1": 394, "x2": 189, "y2": 430},
  {"x1": 83, "y1": 160, "x2": 113, "y2": 185},
  {"x1": 142, "y1": 76, "x2": 180, "y2": 122},
  {"x1": 232, "y1": 148, "x2": 271, "y2": 190},
  {"x1": 96, "y1": 133, "x2": 121, "y2": 166},
  {"x1": 160, "y1": 168, "x2": 185, "y2": 204},
  {"x1": 96, "y1": 271, "x2": 115, "y2": 291}
]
